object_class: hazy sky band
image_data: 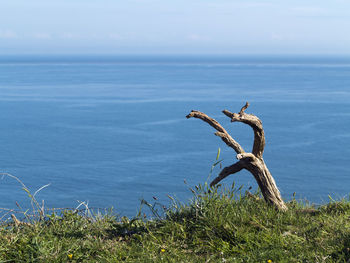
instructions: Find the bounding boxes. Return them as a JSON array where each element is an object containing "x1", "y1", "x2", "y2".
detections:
[{"x1": 1, "y1": 0, "x2": 350, "y2": 55}]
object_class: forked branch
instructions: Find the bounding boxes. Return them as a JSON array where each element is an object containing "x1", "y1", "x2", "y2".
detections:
[
  {"x1": 210, "y1": 161, "x2": 244, "y2": 187},
  {"x1": 186, "y1": 111, "x2": 244, "y2": 154},
  {"x1": 222, "y1": 102, "x2": 265, "y2": 158},
  {"x1": 186, "y1": 102, "x2": 287, "y2": 211}
]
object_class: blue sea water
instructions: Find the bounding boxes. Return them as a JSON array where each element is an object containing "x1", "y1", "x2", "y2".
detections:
[{"x1": 0, "y1": 55, "x2": 350, "y2": 216}]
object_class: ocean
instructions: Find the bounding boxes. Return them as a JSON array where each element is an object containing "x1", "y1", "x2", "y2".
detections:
[{"x1": 0, "y1": 55, "x2": 350, "y2": 216}]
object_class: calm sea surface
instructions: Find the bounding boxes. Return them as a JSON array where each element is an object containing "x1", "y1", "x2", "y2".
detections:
[{"x1": 0, "y1": 55, "x2": 350, "y2": 216}]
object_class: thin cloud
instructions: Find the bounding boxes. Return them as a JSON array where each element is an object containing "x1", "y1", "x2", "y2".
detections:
[
  {"x1": 289, "y1": 6, "x2": 350, "y2": 20},
  {"x1": 0, "y1": 29, "x2": 18, "y2": 39},
  {"x1": 271, "y1": 33, "x2": 296, "y2": 41},
  {"x1": 60, "y1": 33, "x2": 79, "y2": 39},
  {"x1": 291, "y1": 7, "x2": 328, "y2": 17},
  {"x1": 33, "y1": 33, "x2": 52, "y2": 39},
  {"x1": 187, "y1": 34, "x2": 210, "y2": 41},
  {"x1": 108, "y1": 33, "x2": 125, "y2": 40}
]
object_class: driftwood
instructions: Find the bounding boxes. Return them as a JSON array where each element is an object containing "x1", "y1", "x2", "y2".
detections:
[{"x1": 186, "y1": 102, "x2": 287, "y2": 211}]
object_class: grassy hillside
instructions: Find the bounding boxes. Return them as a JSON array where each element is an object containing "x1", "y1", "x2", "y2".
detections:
[{"x1": 1, "y1": 184, "x2": 350, "y2": 262}]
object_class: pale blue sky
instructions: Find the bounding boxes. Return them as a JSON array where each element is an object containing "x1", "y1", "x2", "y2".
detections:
[{"x1": 1, "y1": 0, "x2": 350, "y2": 55}]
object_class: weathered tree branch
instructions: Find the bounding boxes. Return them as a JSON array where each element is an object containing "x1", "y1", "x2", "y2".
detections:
[
  {"x1": 186, "y1": 110, "x2": 244, "y2": 154},
  {"x1": 210, "y1": 161, "x2": 244, "y2": 187},
  {"x1": 187, "y1": 102, "x2": 287, "y2": 211},
  {"x1": 222, "y1": 102, "x2": 265, "y2": 158},
  {"x1": 237, "y1": 152, "x2": 256, "y2": 160},
  {"x1": 239, "y1": 101, "x2": 250, "y2": 115},
  {"x1": 244, "y1": 159, "x2": 286, "y2": 210}
]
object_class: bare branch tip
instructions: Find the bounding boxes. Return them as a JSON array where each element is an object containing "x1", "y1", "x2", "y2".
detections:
[
  {"x1": 222, "y1": 109, "x2": 234, "y2": 121},
  {"x1": 239, "y1": 101, "x2": 250, "y2": 115},
  {"x1": 186, "y1": 110, "x2": 196, "y2": 119},
  {"x1": 214, "y1": 131, "x2": 224, "y2": 137}
]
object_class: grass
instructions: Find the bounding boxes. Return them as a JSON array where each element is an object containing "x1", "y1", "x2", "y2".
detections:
[{"x1": 1, "y1": 183, "x2": 350, "y2": 262}]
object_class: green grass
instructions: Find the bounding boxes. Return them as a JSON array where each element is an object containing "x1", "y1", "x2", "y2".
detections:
[{"x1": 1, "y1": 184, "x2": 350, "y2": 262}]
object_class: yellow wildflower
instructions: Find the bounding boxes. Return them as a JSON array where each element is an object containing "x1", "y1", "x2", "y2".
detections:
[
  {"x1": 267, "y1": 260, "x2": 272, "y2": 263},
  {"x1": 160, "y1": 248, "x2": 166, "y2": 253},
  {"x1": 68, "y1": 254, "x2": 73, "y2": 260}
]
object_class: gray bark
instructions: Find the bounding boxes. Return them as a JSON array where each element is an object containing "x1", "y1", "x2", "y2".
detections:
[{"x1": 186, "y1": 102, "x2": 287, "y2": 211}]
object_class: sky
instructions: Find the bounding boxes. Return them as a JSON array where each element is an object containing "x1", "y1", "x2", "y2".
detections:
[{"x1": 1, "y1": 0, "x2": 350, "y2": 55}]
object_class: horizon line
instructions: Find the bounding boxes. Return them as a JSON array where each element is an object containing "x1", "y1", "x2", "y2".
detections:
[{"x1": 1, "y1": 53, "x2": 350, "y2": 57}]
